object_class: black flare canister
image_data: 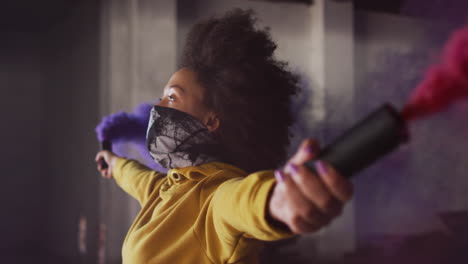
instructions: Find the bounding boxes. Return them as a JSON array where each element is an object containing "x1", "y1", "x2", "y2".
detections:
[
  {"x1": 99, "y1": 140, "x2": 113, "y2": 169},
  {"x1": 306, "y1": 104, "x2": 409, "y2": 178}
]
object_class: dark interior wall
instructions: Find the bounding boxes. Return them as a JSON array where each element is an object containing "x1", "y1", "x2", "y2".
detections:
[
  {"x1": 41, "y1": 1, "x2": 101, "y2": 262},
  {"x1": 0, "y1": 0, "x2": 73, "y2": 33},
  {"x1": 0, "y1": 32, "x2": 43, "y2": 262},
  {"x1": 0, "y1": 1, "x2": 101, "y2": 263},
  {"x1": 402, "y1": 0, "x2": 468, "y2": 25}
]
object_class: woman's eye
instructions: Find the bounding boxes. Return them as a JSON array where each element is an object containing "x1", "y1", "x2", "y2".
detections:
[{"x1": 168, "y1": 95, "x2": 175, "y2": 102}]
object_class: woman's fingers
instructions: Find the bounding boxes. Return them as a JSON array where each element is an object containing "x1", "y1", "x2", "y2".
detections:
[
  {"x1": 274, "y1": 170, "x2": 332, "y2": 234},
  {"x1": 95, "y1": 152, "x2": 103, "y2": 163},
  {"x1": 291, "y1": 214, "x2": 322, "y2": 234},
  {"x1": 95, "y1": 151, "x2": 113, "y2": 179},
  {"x1": 288, "y1": 139, "x2": 320, "y2": 165},
  {"x1": 315, "y1": 161, "x2": 353, "y2": 203},
  {"x1": 103, "y1": 169, "x2": 111, "y2": 179},
  {"x1": 285, "y1": 163, "x2": 343, "y2": 218},
  {"x1": 268, "y1": 138, "x2": 354, "y2": 235},
  {"x1": 101, "y1": 167, "x2": 112, "y2": 179},
  {"x1": 287, "y1": 139, "x2": 343, "y2": 216}
]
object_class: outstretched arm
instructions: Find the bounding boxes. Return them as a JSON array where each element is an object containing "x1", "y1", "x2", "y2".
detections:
[
  {"x1": 95, "y1": 151, "x2": 166, "y2": 205},
  {"x1": 211, "y1": 139, "x2": 353, "y2": 242}
]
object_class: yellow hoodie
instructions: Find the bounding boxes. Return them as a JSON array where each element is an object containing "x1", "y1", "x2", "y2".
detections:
[{"x1": 112, "y1": 157, "x2": 293, "y2": 264}]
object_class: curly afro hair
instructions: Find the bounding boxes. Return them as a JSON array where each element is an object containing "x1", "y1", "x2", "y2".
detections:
[{"x1": 180, "y1": 9, "x2": 300, "y2": 173}]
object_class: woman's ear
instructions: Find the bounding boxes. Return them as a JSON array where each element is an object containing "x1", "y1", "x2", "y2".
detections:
[{"x1": 205, "y1": 112, "x2": 220, "y2": 132}]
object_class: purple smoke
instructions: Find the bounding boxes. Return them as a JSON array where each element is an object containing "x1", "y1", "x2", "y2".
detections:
[
  {"x1": 96, "y1": 103, "x2": 152, "y2": 143},
  {"x1": 96, "y1": 103, "x2": 167, "y2": 172}
]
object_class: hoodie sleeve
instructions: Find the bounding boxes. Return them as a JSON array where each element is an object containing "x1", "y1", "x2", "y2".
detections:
[
  {"x1": 112, "y1": 157, "x2": 166, "y2": 206},
  {"x1": 211, "y1": 170, "x2": 294, "y2": 241}
]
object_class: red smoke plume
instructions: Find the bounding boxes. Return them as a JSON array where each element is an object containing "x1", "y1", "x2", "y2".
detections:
[{"x1": 402, "y1": 27, "x2": 468, "y2": 121}]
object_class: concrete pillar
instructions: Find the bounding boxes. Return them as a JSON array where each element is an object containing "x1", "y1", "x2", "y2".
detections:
[
  {"x1": 302, "y1": 0, "x2": 356, "y2": 261},
  {"x1": 99, "y1": 0, "x2": 177, "y2": 263}
]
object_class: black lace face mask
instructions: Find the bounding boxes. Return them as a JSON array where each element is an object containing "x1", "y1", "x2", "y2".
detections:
[{"x1": 146, "y1": 106, "x2": 220, "y2": 169}]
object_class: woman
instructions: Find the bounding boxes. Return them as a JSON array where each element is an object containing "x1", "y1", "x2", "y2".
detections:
[{"x1": 96, "y1": 9, "x2": 353, "y2": 264}]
